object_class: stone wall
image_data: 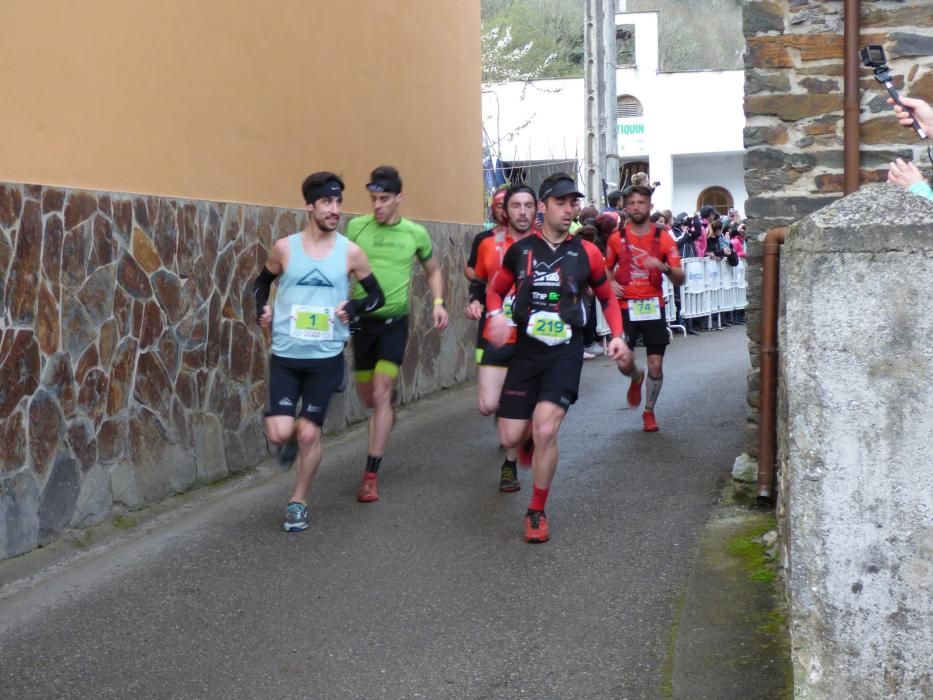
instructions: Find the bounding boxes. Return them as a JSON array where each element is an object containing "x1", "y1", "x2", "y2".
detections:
[
  {"x1": 779, "y1": 184, "x2": 933, "y2": 699},
  {"x1": 0, "y1": 182, "x2": 476, "y2": 560},
  {"x1": 742, "y1": 1, "x2": 933, "y2": 460}
]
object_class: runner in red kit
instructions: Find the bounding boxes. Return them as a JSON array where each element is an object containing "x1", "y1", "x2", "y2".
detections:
[
  {"x1": 485, "y1": 173, "x2": 630, "y2": 543},
  {"x1": 605, "y1": 185, "x2": 685, "y2": 432},
  {"x1": 465, "y1": 185, "x2": 537, "y2": 492}
]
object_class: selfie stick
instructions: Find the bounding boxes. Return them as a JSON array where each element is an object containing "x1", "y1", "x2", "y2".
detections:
[{"x1": 873, "y1": 70, "x2": 927, "y2": 140}]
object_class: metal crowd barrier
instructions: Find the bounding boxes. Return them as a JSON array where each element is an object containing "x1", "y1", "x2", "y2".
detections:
[{"x1": 680, "y1": 257, "x2": 748, "y2": 327}]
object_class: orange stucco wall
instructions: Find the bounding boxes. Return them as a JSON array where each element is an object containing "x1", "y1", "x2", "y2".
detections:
[{"x1": 0, "y1": 1, "x2": 482, "y2": 224}]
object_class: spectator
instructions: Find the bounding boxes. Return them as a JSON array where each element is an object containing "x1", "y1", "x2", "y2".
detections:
[
  {"x1": 605, "y1": 190, "x2": 623, "y2": 213},
  {"x1": 889, "y1": 95, "x2": 933, "y2": 135},
  {"x1": 888, "y1": 158, "x2": 932, "y2": 202},
  {"x1": 569, "y1": 198, "x2": 584, "y2": 233},
  {"x1": 886, "y1": 96, "x2": 933, "y2": 202},
  {"x1": 730, "y1": 222, "x2": 747, "y2": 260},
  {"x1": 594, "y1": 211, "x2": 620, "y2": 256},
  {"x1": 670, "y1": 213, "x2": 697, "y2": 259},
  {"x1": 705, "y1": 219, "x2": 738, "y2": 266}
]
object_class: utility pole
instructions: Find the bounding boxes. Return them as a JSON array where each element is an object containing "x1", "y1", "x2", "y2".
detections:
[{"x1": 584, "y1": 0, "x2": 618, "y2": 206}]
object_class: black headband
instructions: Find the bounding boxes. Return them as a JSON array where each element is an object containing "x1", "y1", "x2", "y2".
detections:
[
  {"x1": 366, "y1": 177, "x2": 402, "y2": 195},
  {"x1": 307, "y1": 179, "x2": 344, "y2": 204}
]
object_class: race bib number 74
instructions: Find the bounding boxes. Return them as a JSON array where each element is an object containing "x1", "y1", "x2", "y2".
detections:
[{"x1": 629, "y1": 297, "x2": 661, "y2": 321}]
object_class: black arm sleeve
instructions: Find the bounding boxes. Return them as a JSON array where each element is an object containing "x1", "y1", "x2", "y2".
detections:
[
  {"x1": 468, "y1": 278, "x2": 486, "y2": 304},
  {"x1": 252, "y1": 266, "x2": 279, "y2": 322},
  {"x1": 343, "y1": 273, "x2": 385, "y2": 320}
]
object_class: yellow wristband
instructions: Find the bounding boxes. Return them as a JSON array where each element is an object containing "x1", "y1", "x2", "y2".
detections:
[{"x1": 433, "y1": 297, "x2": 445, "y2": 306}]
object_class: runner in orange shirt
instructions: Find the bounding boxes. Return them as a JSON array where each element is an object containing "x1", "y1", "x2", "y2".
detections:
[
  {"x1": 465, "y1": 184, "x2": 537, "y2": 492},
  {"x1": 605, "y1": 185, "x2": 685, "y2": 432}
]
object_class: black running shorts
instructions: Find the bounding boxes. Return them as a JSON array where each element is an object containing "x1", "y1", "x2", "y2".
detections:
[
  {"x1": 622, "y1": 308, "x2": 669, "y2": 356},
  {"x1": 352, "y1": 315, "x2": 409, "y2": 373},
  {"x1": 497, "y1": 338, "x2": 583, "y2": 420},
  {"x1": 265, "y1": 353, "x2": 345, "y2": 426}
]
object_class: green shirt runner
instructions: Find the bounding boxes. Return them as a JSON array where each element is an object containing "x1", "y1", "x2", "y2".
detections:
[{"x1": 346, "y1": 215, "x2": 433, "y2": 318}]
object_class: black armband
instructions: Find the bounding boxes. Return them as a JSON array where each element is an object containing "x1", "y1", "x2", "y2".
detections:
[
  {"x1": 344, "y1": 273, "x2": 385, "y2": 320},
  {"x1": 252, "y1": 266, "x2": 279, "y2": 322},
  {"x1": 468, "y1": 278, "x2": 486, "y2": 305}
]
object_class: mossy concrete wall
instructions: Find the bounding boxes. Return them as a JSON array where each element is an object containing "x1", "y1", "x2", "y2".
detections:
[{"x1": 780, "y1": 184, "x2": 933, "y2": 699}]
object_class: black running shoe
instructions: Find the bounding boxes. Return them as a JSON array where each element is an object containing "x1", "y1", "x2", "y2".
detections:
[
  {"x1": 499, "y1": 460, "x2": 520, "y2": 492},
  {"x1": 278, "y1": 439, "x2": 298, "y2": 467}
]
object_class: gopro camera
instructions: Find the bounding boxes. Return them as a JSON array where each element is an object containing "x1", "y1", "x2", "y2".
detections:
[
  {"x1": 861, "y1": 44, "x2": 927, "y2": 139},
  {"x1": 859, "y1": 44, "x2": 887, "y2": 69}
]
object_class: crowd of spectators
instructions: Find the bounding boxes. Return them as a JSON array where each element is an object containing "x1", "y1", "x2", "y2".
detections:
[{"x1": 571, "y1": 196, "x2": 747, "y2": 350}]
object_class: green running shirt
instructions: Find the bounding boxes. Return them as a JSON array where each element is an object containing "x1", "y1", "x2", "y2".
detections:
[{"x1": 346, "y1": 215, "x2": 433, "y2": 318}]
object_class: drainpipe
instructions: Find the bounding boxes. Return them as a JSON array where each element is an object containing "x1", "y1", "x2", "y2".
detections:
[
  {"x1": 757, "y1": 0, "x2": 860, "y2": 505},
  {"x1": 843, "y1": 0, "x2": 860, "y2": 194},
  {"x1": 757, "y1": 227, "x2": 787, "y2": 505}
]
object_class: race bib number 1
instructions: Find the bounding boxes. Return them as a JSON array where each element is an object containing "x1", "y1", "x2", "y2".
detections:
[
  {"x1": 527, "y1": 311, "x2": 572, "y2": 346},
  {"x1": 290, "y1": 305, "x2": 334, "y2": 340},
  {"x1": 629, "y1": 297, "x2": 662, "y2": 321}
]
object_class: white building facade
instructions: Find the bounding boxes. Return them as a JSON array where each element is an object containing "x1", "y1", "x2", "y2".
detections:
[{"x1": 482, "y1": 10, "x2": 748, "y2": 217}]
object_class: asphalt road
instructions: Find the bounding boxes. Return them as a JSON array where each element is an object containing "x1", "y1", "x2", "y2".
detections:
[{"x1": 0, "y1": 326, "x2": 749, "y2": 700}]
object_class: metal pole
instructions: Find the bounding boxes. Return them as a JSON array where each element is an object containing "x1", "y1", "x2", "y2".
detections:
[
  {"x1": 584, "y1": 0, "x2": 608, "y2": 206},
  {"x1": 604, "y1": 0, "x2": 618, "y2": 189}
]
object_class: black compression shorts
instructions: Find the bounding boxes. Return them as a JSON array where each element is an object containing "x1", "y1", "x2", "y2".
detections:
[
  {"x1": 497, "y1": 338, "x2": 583, "y2": 420},
  {"x1": 477, "y1": 341, "x2": 516, "y2": 368},
  {"x1": 622, "y1": 309, "x2": 669, "y2": 356},
  {"x1": 352, "y1": 315, "x2": 409, "y2": 374},
  {"x1": 265, "y1": 353, "x2": 345, "y2": 426}
]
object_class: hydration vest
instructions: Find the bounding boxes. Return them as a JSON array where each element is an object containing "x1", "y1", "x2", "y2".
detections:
[
  {"x1": 510, "y1": 236, "x2": 593, "y2": 330},
  {"x1": 613, "y1": 225, "x2": 664, "y2": 288}
]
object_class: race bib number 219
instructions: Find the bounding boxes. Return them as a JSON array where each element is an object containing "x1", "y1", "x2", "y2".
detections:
[{"x1": 527, "y1": 311, "x2": 572, "y2": 346}]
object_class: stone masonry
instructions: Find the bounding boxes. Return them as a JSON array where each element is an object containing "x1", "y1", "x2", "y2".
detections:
[
  {"x1": 0, "y1": 182, "x2": 477, "y2": 560},
  {"x1": 742, "y1": 0, "x2": 933, "y2": 461}
]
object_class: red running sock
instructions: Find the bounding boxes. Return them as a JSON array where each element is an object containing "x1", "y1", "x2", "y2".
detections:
[{"x1": 529, "y1": 485, "x2": 550, "y2": 512}]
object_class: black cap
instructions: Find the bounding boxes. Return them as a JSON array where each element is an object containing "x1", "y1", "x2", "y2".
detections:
[{"x1": 539, "y1": 177, "x2": 584, "y2": 201}]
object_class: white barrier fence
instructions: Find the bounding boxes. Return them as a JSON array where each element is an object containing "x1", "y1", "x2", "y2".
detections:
[{"x1": 680, "y1": 257, "x2": 747, "y2": 320}]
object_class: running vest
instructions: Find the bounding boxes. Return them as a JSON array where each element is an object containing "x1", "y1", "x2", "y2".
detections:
[
  {"x1": 613, "y1": 225, "x2": 664, "y2": 288},
  {"x1": 509, "y1": 235, "x2": 594, "y2": 332},
  {"x1": 271, "y1": 233, "x2": 350, "y2": 360}
]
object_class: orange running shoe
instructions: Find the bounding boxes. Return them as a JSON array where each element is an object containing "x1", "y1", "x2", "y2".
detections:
[
  {"x1": 626, "y1": 370, "x2": 645, "y2": 408},
  {"x1": 357, "y1": 472, "x2": 379, "y2": 502},
  {"x1": 524, "y1": 510, "x2": 549, "y2": 543},
  {"x1": 517, "y1": 437, "x2": 535, "y2": 469},
  {"x1": 642, "y1": 410, "x2": 659, "y2": 432}
]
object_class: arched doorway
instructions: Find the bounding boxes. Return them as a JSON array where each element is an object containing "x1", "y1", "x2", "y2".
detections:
[{"x1": 697, "y1": 186, "x2": 734, "y2": 214}]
